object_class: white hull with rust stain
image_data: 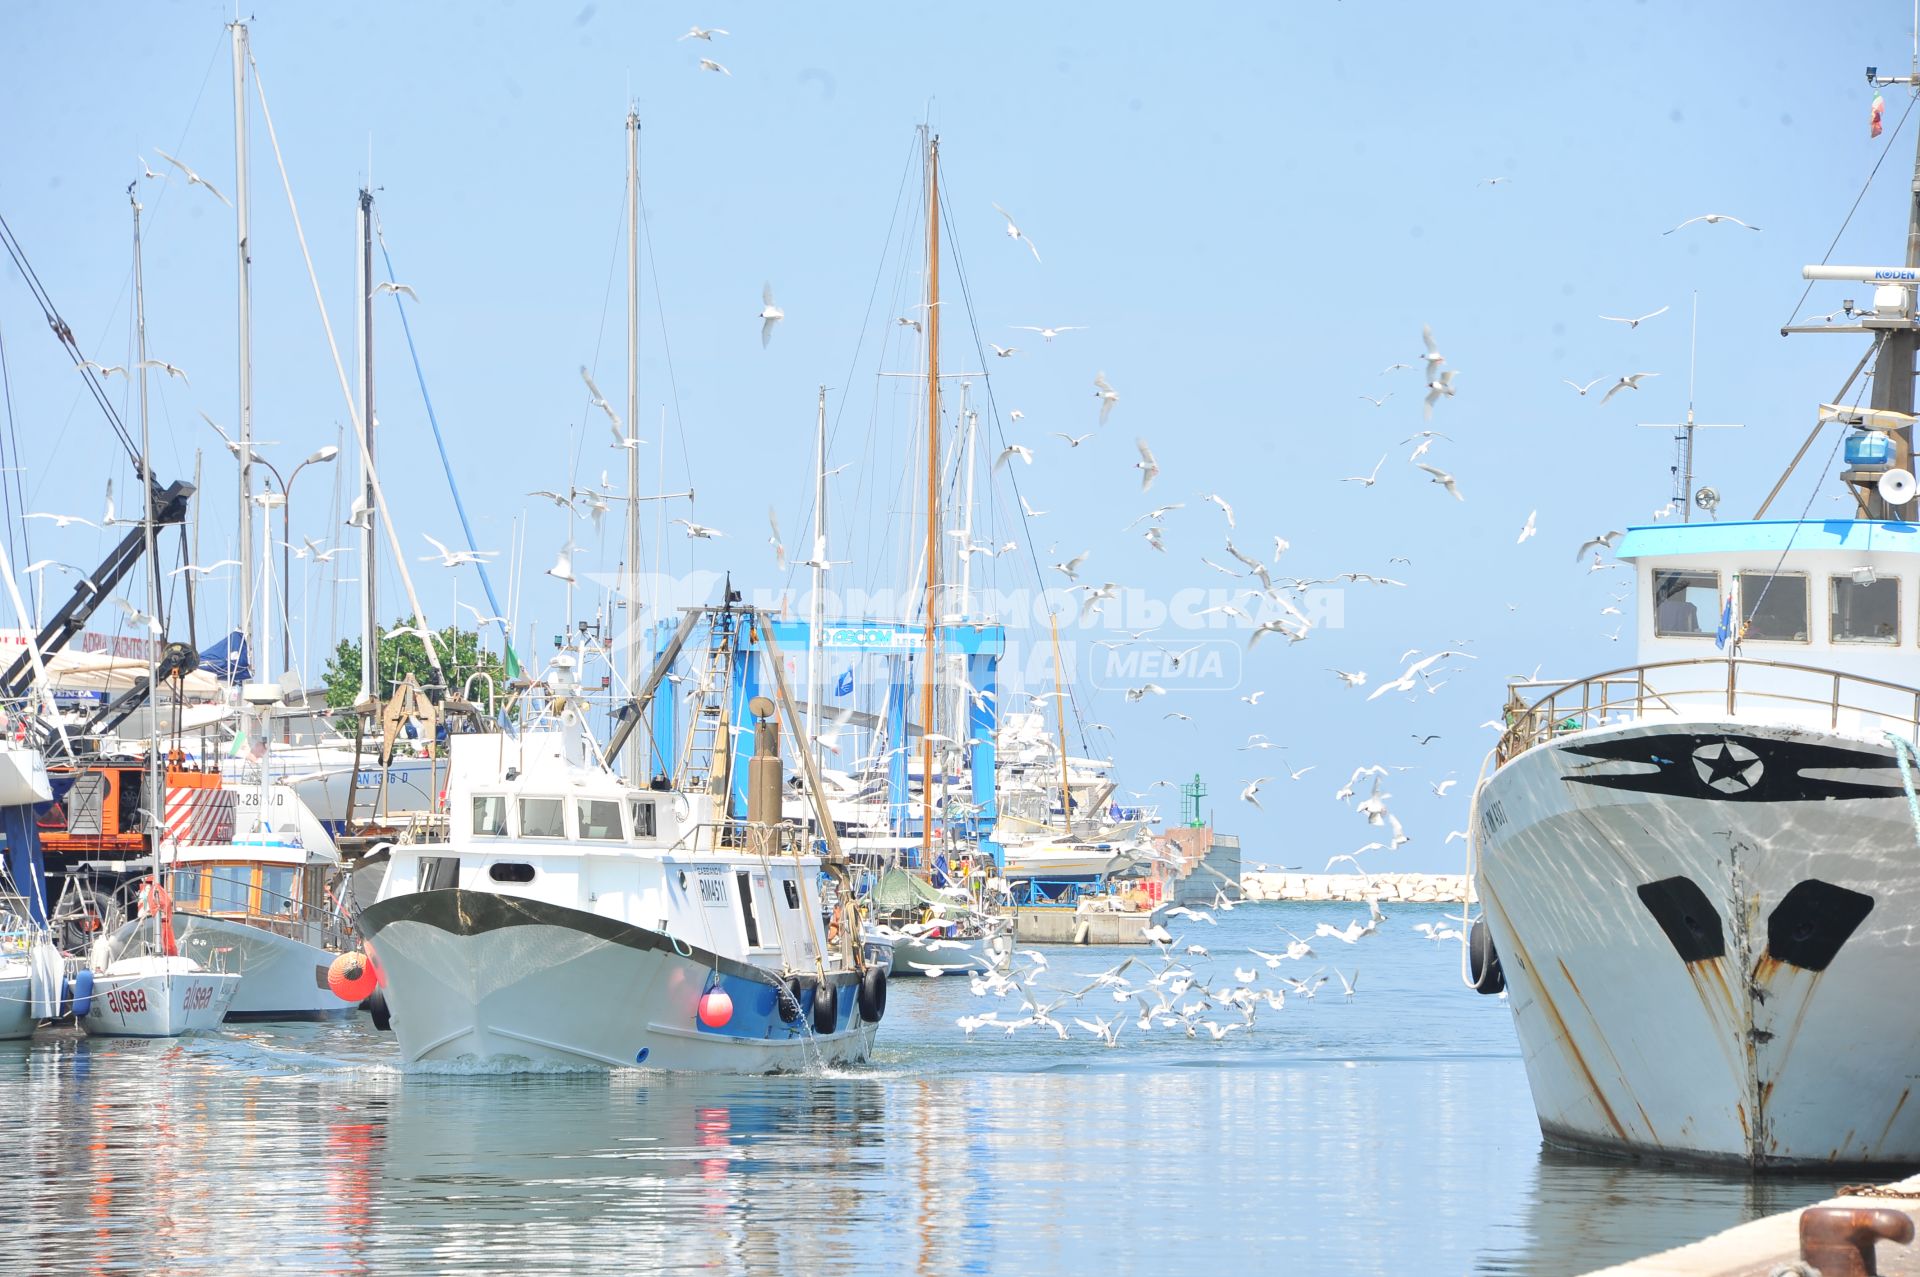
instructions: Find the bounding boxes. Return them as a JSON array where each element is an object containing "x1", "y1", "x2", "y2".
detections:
[{"x1": 1474, "y1": 717, "x2": 1920, "y2": 1170}]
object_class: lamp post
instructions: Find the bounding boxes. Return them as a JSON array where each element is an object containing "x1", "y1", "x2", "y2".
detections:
[{"x1": 253, "y1": 445, "x2": 340, "y2": 679}]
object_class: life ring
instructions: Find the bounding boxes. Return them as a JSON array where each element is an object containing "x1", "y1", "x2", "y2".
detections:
[
  {"x1": 811, "y1": 979, "x2": 839, "y2": 1035},
  {"x1": 1469, "y1": 917, "x2": 1506, "y2": 995},
  {"x1": 857, "y1": 965, "x2": 887, "y2": 1023}
]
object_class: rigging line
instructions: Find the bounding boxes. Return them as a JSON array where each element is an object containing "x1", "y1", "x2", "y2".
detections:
[
  {"x1": 0, "y1": 215, "x2": 142, "y2": 465},
  {"x1": 1783, "y1": 91, "x2": 1918, "y2": 328},
  {"x1": 0, "y1": 315, "x2": 30, "y2": 570},
  {"x1": 636, "y1": 140, "x2": 697, "y2": 582},
  {"x1": 372, "y1": 220, "x2": 514, "y2": 657}
]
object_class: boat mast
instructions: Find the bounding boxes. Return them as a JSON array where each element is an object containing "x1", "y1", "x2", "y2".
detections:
[
  {"x1": 1863, "y1": 53, "x2": 1920, "y2": 516},
  {"x1": 230, "y1": 20, "x2": 255, "y2": 668},
  {"x1": 623, "y1": 110, "x2": 643, "y2": 776},
  {"x1": 919, "y1": 133, "x2": 941, "y2": 866},
  {"x1": 355, "y1": 188, "x2": 378, "y2": 703},
  {"x1": 1048, "y1": 610, "x2": 1071, "y2": 834},
  {"x1": 808, "y1": 384, "x2": 827, "y2": 775},
  {"x1": 132, "y1": 183, "x2": 164, "y2": 929}
]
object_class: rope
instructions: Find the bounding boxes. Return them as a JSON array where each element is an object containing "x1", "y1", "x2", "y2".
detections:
[
  {"x1": 372, "y1": 224, "x2": 516, "y2": 667},
  {"x1": 1885, "y1": 731, "x2": 1920, "y2": 850},
  {"x1": 1782, "y1": 91, "x2": 1918, "y2": 329}
]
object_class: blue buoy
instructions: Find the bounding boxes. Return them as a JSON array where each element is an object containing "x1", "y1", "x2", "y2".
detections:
[
  {"x1": 70, "y1": 970, "x2": 93, "y2": 1018},
  {"x1": 634, "y1": 1047, "x2": 650, "y2": 1065}
]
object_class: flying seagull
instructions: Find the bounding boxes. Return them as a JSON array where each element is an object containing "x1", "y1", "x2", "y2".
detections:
[
  {"x1": 1094, "y1": 372, "x2": 1120, "y2": 424},
  {"x1": 1664, "y1": 213, "x2": 1760, "y2": 235},
  {"x1": 991, "y1": 203, "x2": 1043, "y2": 263},
  {"x1": 758, "y1": 284, "x2": 784, "y2": 346},
  {"x1": 1134, "y1": 438, "x2": 1160, "y2": 491},
  {"x1": 679, "y1": 25, "x2": 729, "y2": 40},
  {"x1": 152, "y1": 148, "x2": 231, "y2": 207},
  {"x1": 375, "y1": 281, "x2": 419, "y2": 302},
  {"x1": 1562, "y1": 377, "x2": 1606, "y2": 397},
  {"x1": 698, "y1": 57, "x2": 731, "y2": 76},
  {"x1": 1599, "y1": 305, "x2": 1668, "y2": 329},
  {"x1": 1599, "y1": 372, "x2": 1658, "y2": 405}
]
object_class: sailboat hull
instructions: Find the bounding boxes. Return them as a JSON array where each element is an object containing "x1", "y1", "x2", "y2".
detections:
[
  {"x1": 358, "y1": 890, "x2": 878, "y2": 1072},
  {"x1": 174, "y1": 915, "x2": 357, "y2": 1021},
  {"x1": 80, "y1": 959, "x2": 240, "y2": 1038},
  {"x1": 0, "y1": 965, "x2": 35, "y2": 1040},
  {"x1": 1476, "y1": 717, "x2": 1920, "y2": 1169}
]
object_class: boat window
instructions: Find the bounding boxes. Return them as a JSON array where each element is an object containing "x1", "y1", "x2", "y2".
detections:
[
  {"x1": 169, "y1": 866, "x2": 203, "y2": 909},
  {"x1": 576, "y1": 798, "x2": 624, "y2": 840},
  {"x1": 472, "y1": 794, "x2": 508, "y2": 836},
  {"x1": 518, "y1": 797, "x2": 566, "y2": 838},
  {"x1": 1831, "y1": 574, "x2": 1900, "y2": 644},
  {"x1": 488, "y1": 862, "x2": 537, "y2": 883},
  {"x1": 260, "y1": 866, "x2": 298, "y2": 916},
  {"x1": 782, "y1": 878, "x2": 801, "y2": 909},
  {"x1": 1739, "y1": 572, "x2": 1809, "y2": 642},
  {"x1": 1652, "y1": 569, "x2": 1718, "y2": 637},
  {"x1": 209, "y1": 865, "x2": 253, "y2": 913},
  {"x1": 419, "y1": 855, "x2": 461, "y2": 891},
  {"x1": 736, "y1": 870, "x2": 762, "y2": 946},
  {"x1": 629, "y1": 799, "x2": 657, "y2": 839}
]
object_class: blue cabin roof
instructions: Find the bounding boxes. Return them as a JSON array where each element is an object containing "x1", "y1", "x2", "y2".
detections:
[{"x1": 1616, "y1": 519, "x2": 1920, "y2": 560}]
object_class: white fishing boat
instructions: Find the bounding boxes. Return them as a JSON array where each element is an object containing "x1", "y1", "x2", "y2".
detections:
[
  {"x1": 82, "y1": 880, "x2": 240, "y2": 1037},
  {"x1": 1466, "y1": 60, "x2": 1920, "y2": 1170},
  {"x1": 356, "y1": 621, "x2": 886, "y2": 1072}
]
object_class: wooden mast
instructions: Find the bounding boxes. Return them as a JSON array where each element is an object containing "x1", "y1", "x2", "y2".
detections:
[{"x1": 919, "y1": 134, "x2": 941, "y2": 865}]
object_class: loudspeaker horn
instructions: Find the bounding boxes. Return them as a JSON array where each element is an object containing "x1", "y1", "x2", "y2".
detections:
[{"x1": 1878, "y1": 467, "x2": 1917, "y2": 506}]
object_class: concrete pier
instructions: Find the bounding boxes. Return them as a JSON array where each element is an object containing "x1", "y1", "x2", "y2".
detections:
[
  {"x1": 1007, "y1": 902, "x2": 1156, "y2": 945},
  {"x1": 1580, "y1": 1174, "x2": 1920, "y2": 1276}
]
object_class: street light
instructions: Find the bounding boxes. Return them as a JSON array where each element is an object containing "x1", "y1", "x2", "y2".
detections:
[{"x1": 254, "y1": 445, "x2": 341, "y2": 679}]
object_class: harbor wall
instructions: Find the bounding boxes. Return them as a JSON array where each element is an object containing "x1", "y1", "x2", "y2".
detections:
[{"x1": 1240, "y1": 872, "x2": 1473, "y2": 903}]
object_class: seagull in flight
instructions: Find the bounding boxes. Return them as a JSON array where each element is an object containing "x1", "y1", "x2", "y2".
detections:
[
  {"x1": 1423, "y1": 370, "x2": 1457, "y2": 420},
  {"x1": 1357, "y1": 393, "x2": 1392, "y2": 408},
  {"x1": 1134, "y1": 438, "x2": 1160, "y2": 491},
  {"x1": 1052, "y1": 551, "x2": 1090, "y2": 582},
  {"x1": 1574, "y1": 531, "x2": 1624, "y2": 561},
  {"x1": 420, "y1": 533, "x2": 499, "y2": 567},
  {"x1": 994, "y1": 444, "x2": 1034, "y2": 472},
  {"x1": 1240, "y1": 778, "x2": 1272, "y2": 810},
  {"x1": 991, "y1": 203, "x2": 1043, "y2": 262},
  {"x1": 1342, "y1": 455, "x2": 1387, "y2": 488},
  {"x1": 1562, "y1": 377, "x2": 1606, "y2": 397},
  {"x1": 78, "y1": 360, "x2": 127, "y2": 380},
  {"x1": 679, "y1": 25, "x2": 729, "y2": 40},
  {"x1": 1015, "y1": 325, "x2": 1086, "y2": 343},
  {"x1": 1094, "y1": 372, "x2": 1120, "y2": 424},
  {"x1": 1416, "y1": 463, "x2": 1463, "y2": 501},
  {"x1": 25, "y1": 511, "x2": 96, "y2": 530},
  {"x1": 1052, "y1": 431, "x2": 1093, "y2": 448},
  {"x1": 1516, "y1": 510, "x2": 1537, "y2": 544},
  {"x1": 1599, "y1": 305, "x2": 1668, "y2": 329},
  {"x1": 758, "y1": 284, "x2": 783, "y2": 346},
  {"x1": 698, "y1": 57, "x2": 731, "y2": 76},
  {"x1": 547, "y1": 542, "x2": 579, "y2": 584},
  {"x1": 673, "y1": 518, "x2": 725, "y2": 540},
  {"x1": 168, "y1": 559, "x2": 239, "y2": 578},
  {"x1": 375, "y1": 281, "x2": 420, "y2": 302},
  {"x1": 1204, "y1": 493, "x2": 1235, "y2": 527},
  {"x1": 137, "y1": 359, "x2": 189, "y2": 386},
  {"x1": 1328, "y1": 669, "x2": 1367, "y2": 688},
  {"x1": 1420, "y1": 324, "x2": 1445, "y2": 370},
  {"x1": 1599, "y1": 372, "x2": 1658, "y2": 405},
  {"x1": 990, "y1": 343, "x2": 1020, "y2": 358},
  {"x1": 1664, "y1": 213, "x2": 1760, "y2": 234},
  {"x1": 152, "y1": 148, "x2": 231, "y2": 207}
]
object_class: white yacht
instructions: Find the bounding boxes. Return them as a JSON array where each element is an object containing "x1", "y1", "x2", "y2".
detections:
[
  {"x1": 356, "y1": 638, "x2": 885, "y2": 1072},
  {"x1": 1469, "y1": 87, "x2": 1920, "y2": 1169}
]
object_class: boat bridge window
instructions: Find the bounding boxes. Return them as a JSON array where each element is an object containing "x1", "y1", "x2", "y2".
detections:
[
  {"x1": 209, "y1": 864, "x2": 252, "y2": 913},
  {"x1": 169, "y1": 866, "x2": 203, "y2": 909},
  {"x1": 488, "y1": 862, "x2": 537, "y2": 883},
  {"x1": 1831, "y1": 574, "x2": 1899, "y2": 644},
  {"x1": 419, "y1": 855, "x2": 461, "y2": 891},
  {"x1": 629, "y1": 799, "x2": 657, "y2": 839},
  {"x1": 519, "y1": 797, "x2": 566, "y2": 839},
  {"x1": 782, "y1": 878, "x2": 801, "y2": 909},
  {"x1": 472, "y1": 795, "x2": 508, "y2": 836},
  {"x1": 1652, "y1": 569, "x2": 1718, "y2": 637},
  {"x1": 736, "y1": 870, "x2": 762, "y2": 947},
  {"x1": 577, "y1": 798, "x2": 623, "y2": 840},
  {"x1": 1739, "y1": 572, "x2": 1809, "y2": 642},
  {"x1": 260, "y1": 866, "x2": 298, "y2": 915}
]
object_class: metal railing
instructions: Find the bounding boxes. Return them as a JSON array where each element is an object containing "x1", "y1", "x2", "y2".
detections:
[{"x1": 1495, "y1": 657, "x2": 1920, "y2": 765}]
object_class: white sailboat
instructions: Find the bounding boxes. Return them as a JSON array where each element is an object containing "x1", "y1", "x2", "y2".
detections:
[{"x1": 1466, "y1": 53, "x2": 1920, "y2": 1170}]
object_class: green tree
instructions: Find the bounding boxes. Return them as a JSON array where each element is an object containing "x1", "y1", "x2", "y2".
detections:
[{"x1": 323, "y1": 617, "x2": 509, "y2": 709}]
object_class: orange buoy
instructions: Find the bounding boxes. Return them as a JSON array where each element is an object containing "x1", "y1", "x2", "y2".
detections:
[
  {"x1": 328, "y1": 952, "x2": 379, "y2": 1002},
  {"x1": 696, "y1": 988, "x2": 733, "y2": 1028}
]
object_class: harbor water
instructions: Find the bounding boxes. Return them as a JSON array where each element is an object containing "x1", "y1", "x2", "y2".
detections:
[{"x1": 0, "y1": 902, "x2": 1844, "y2": 1273}]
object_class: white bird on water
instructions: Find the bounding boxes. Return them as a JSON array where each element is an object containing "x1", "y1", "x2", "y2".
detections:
[
  {"x1": 1599, "y1": 305, "x2": 1668, "y2": 329},
  {"x1": 758, "y1": 284, "x2": 784, "y2": 346},
  {"x1": 991, "y1": 203, "x2": 1043, "y2": 263},
  {"x1": 153, "y1": 148, "x2": 231, "y2": 207},
  {"x1": 1599, "y1": 372, "x2": 1658, "y2": 405},
  {"x1": 1664, "y1": 213, "x2": 1760, "y2": 235}
]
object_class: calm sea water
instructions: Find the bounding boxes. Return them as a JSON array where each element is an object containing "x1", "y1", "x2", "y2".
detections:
[{"x1": 0, "y1": 902, "x2": 1847, "y2": 1274}]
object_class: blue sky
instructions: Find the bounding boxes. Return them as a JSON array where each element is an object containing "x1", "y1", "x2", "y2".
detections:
[{"x1": 2, "y1": 3, "x2": 1911, "y2": 869}]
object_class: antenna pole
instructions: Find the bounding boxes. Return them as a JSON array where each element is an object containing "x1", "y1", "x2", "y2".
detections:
[
  {"x1": 1684, "y1": 292, "x2": 1699, "y2": 522},
  {"x1": 623, "y1": 110, "x2": 642, "y2": 776},
  {"x1": 356, "y1": 188, "x2": 378, "y2": 704},
  {"x1": 808, "y1": 384, "x2": 827, "y2": 776}
]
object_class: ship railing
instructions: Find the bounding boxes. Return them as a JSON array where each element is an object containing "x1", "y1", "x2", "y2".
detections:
[{"x1": 1495, "y1": 657, "x2": 1920, "y2": 765}]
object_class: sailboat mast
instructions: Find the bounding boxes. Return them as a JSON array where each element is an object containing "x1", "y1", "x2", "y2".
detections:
[
  {"x1": 809, "y1": 384, "x2": 827, "y2": 772},
  {"x1": 623, "y1": 110, "x2": 642, "y2": 776},
  {"x1": 230, "y1": 20, "x2": 255, "y2": 667},
  {"x1": 132, "y1": 185, "x2": 164, "y2": 914},
  {"x1": 356, "y1": 189, "x2": 378, "y2": 703},
  {"x1": 919, "y1": 134, "x2": 941, "y2": 864}
]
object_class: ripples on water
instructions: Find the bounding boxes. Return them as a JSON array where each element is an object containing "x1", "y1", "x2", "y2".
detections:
[{"x1": 0, "y1": 903, "x2": 1849, "y2": 1273}]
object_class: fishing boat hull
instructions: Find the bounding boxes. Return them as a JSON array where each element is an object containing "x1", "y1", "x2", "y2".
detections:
[
  {"x1": 357, "y1": 890, "x2": 879, "y2": 1072},
  {"x1": 80, "y1": 959, "x2": 240, "y2": 1038},
  {"x1": 174, "y1": 915, "x2": 357, "y2": 1021},
  {"x1": 1475, "y1": 717, "x2": 1920, "y2": 1169}
]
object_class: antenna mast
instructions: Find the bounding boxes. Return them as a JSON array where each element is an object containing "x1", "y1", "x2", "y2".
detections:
[
  {"x1": 230, "y1": 20, "x2": 255, "y2": 667},
  {"x1": 1638, "y1": 294, "x2": 1741, "y2": 521},
  {"x1": 920, "y1": 132, "x2": 940, "y2": 866},
  {"x1": 624, "y1": 109, "x2": 642, "y2": 776}
]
